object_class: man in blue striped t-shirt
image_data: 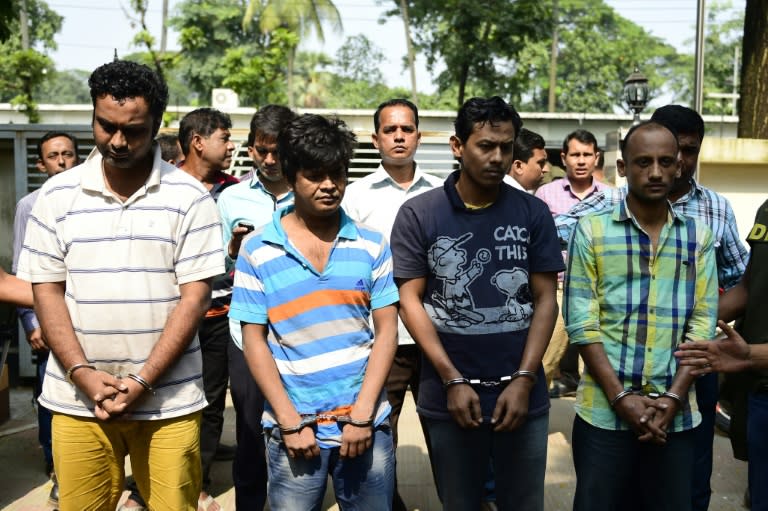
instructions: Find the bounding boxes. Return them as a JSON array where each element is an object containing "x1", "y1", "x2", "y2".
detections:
[{"x1": 230, "y1": 114, "x2": 399, "y2": 511}]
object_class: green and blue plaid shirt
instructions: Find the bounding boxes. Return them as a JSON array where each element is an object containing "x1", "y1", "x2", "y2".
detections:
[{"x1": 564, "y1": 200, "x2": 718, "y2": 432}]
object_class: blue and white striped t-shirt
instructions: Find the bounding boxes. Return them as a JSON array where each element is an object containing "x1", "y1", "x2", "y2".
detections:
[{"x1": 229, "y1": 206, "x2": 399, "y2": 447}]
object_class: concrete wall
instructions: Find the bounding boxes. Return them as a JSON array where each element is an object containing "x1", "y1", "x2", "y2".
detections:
[{"x1": 699, "y1": 138, "x2": 768, "y2": 241}]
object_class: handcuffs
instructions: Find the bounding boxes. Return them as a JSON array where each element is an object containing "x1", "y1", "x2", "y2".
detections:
[
  {"x1": 443, "y1": 370, "x2": 538, "y2": 391},
  {"x1": 278, "y1": 413, "x2": 374, "y2": 435}
]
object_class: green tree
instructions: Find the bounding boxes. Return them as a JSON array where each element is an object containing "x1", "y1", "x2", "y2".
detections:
[
  {"x1": 519, "y1": 0, "x2": 687, "y2": 113},
  {"x1": 124, "y1": 0, "x2": 176, "y2": 82},
  {"x1": 0, "y1": 0, "x2": 17, "y2": 42},
  {"x1": 36, "y1": 69, "x2": 91, "y2": 104},
  {"x1": 121, "y1": 51, "x2": 197, "y2": 108},
  {"x1": 386, "y1": 0, "x2": 550, "y2": 107},
  {"x1": 244, "y1": 0, "x2": 342, "y2": 107},
  {"x1": 738, "y1": 0, "x2": 768, "y2": 138},
  {"x1": 221, "y1": 27, "x2": 297, "y2": 106},
  {"x1": 293, "y1": 51, "x2": 334, "y2": 108},
  {"x1": 171, "y1": 0, "x2": 262, "y2": 104},
  {"x1": 0, "y1": 0, "x2": 61, "y2": 122},
  {"x1": 671, "y1": 1, "x2": 744, "y2": 115},
  {"x1": 333, "y1": 34, "x2": 385, "y2": 84}
]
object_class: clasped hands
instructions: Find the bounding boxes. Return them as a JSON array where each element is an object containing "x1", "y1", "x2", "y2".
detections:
[
  {"x1": 446, "y1": 379, "x2": 532, "y2": 432},
  {"x1": 613, "y1": 393, "x2": 679, "y2": 444},
  {"x1": 70, "y1": 367, "x2": 148, "y2": 421}
]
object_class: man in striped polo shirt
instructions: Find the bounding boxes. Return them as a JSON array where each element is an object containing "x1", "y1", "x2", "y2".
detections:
[
  {"x1": 17, "y1": 60, "x2": 224, "y2": 511},
  {"x1": 229, "y1": 114, "x2": 399, "y2": 510}
]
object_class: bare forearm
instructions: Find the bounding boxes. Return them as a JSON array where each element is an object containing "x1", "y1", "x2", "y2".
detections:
[
  {"x1": 1, "y1": 269, "x2": 33, "y2": 308},
  {"x1": 750, "y1": 345, "x2": 768, "y2": 370},
  {"x1": 355, "y1": 305, "x2": 398, "y2": 417},
  {"x1": 520, "y1": 273, "x2": 558, "y2": 372},
  {"x1": 141, "y1": 279, "x2": 212, "y2": 384},
  {"x1": 668, "y1": 364, "x2": 696, "y2": 397},
  {"x1": 719, "y1": 270, "x2": 749, "y2": 322},
  {"x1": 33, "y1": 282, "x2": 87, "y2": 368},
  {"x1": 242, "y1": 323, "x2": 300, "y2": 425},
  {"x1": 400, "y1": 301, "x2": 459, "y2": 381}
]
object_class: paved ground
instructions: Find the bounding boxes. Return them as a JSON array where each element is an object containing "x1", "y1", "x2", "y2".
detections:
[{"x1": 0, "y1": 386, "x2": 750, "y2": 511}]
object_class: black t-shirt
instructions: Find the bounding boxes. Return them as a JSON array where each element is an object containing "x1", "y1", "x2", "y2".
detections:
[
  {"x1": 391, "y1": 171, "x2": 565, "y2": 420},
  {"x1": 743, "y1": 199, "x2": 768, "y2": 385}
]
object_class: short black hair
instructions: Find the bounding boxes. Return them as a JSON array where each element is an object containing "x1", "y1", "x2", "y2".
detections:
[
  {"x1": 454, "y1": 96, "x2": 522, "y2": 144},
  {"x1": 37, "y1": 131, "x2": 79, "y2": 161},
  {"x1": 155, "y1": 133, "x2": 181, "y2": 163},
  {"x1": 650, "y1": 105, "x2": 705, "y2": 142},
  {"x1": 278, "y1": 114, "x2": 357, "y2": 185},
  {"x1": 178, "y1": 107, "x2": 232, "y2": 156},
  {"x1": 514, "y1": 128, "x2": 546, "y2": 163},
  {"x1": 562, "y1": 129, "x2": 599, "y2": 154},
  {"x1": 88, "y1": 60, "x2": 168, "y2": 136},
  {"x1": 373, "y1": 98, "x2": 419, "y2": 133},
  {"x1": 620, "y1": 121, "x2": 679, "y2": 160},
  {"x1": 247, "y1": 104, "x2": 297, "y2": 147}
]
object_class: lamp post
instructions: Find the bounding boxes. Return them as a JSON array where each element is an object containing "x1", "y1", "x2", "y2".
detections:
[{"x1": 623, "y1": 67, "x2": 650, "y2": 125}]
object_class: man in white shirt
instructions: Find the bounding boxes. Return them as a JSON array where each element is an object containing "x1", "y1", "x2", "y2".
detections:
[
  {"x1": 17, "y1": 60, "x2": 224, "y2": 511},
  {"x1": 503, "y1": 128, "x2": 549, "y2": 193},
  {"x1": 342, "y1": 98, "x2": 444, "y2": 511}
]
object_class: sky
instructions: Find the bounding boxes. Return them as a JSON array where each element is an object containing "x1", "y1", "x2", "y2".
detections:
[{"x1": 46, "y1": 0, "x2": 745, "y2": 97}]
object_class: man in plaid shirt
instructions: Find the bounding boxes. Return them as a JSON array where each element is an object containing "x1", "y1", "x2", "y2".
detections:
[{"x1": 565, "y1": 121, "x2": 718, "y2": 511}]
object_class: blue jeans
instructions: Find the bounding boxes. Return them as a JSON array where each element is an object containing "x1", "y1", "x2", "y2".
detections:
[
  {"x1": 424, "y1": 413, "x2": 548, "y2": 511},
  {"x1": 692, "y1": 372, "x2": 718, "y2": 511},
  {"x1": 572, "y1": 415, "x2": 695, "y2": 511},
  {"x1": 265, "y1": 424, "x2": 394, "y2": 511},
  {"x1": 748, "y1": 392, "x2": 768, "y2": 511}
]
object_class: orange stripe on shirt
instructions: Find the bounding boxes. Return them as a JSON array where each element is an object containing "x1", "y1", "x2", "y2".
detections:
[{"x1": 269, "y1": 289, "x2": 369, "y2": 323}]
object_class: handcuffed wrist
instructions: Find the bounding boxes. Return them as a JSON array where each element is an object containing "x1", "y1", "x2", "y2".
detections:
[
  {"x1": 609, "y1": 389, "x2": 633, "y2": 408},
  {"x1": 65, "y1": 363, "x2": 96, "y2": 385},
  {"x1": 443, "y1": 377, "x2": 470, "y2": 389}
]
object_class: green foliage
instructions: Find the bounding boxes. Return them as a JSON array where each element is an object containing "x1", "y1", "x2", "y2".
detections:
[
  {"x1": 171, "y1": 0, "x2": 263, "y2": 102},
  {"x1": 36, "y1": 68, "x2": 91, "y2": 104},
  {"x1": 389, "y1": 0, "x2": 551, "y2": 107},
  {"x1": 0, "y1": 0, "x2": 61, "y2": 122},
  {"x1": 517, "y1": 0, "x2": 688, "y2": 113},
  {"x1": 222, "y1": 28, "x2": 297, "y2": 106},
  {"x1": 121, "y1": 51, "x2": 197, "y2": 107},
  {"x1": 0, "y1": 0, "x2": 16, "y2": 42},
  {"x1": 333, "y1": 34, "x2": 385, "y2": 83},
  {"x1": 251, "y1": 0, "x2": 342, "y2": 41},
  {"x1": 700, "y1": 1, "x2": 744, "y2": 115}
]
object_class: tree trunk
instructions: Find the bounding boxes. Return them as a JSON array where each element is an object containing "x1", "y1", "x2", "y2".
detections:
[
  {"x1": 400, "y1": 0, "x2": 418, "y2": 104},
  {"x1": 287, "y1": 48, "x2": 296, "y2": 109},
  {"x1": 458, "y1": 62, "x2": 469, "y2": 107},
  {"x1": 737, "y1": 0, "x2": 768, "y2": 138},
  {"x1": 547, "y1": 0, "x2": 558, "y2": 112},
  {"x1": 161, "y1": 0, "x2": 168, "y2": 53},
  {"x1": 19, "y1": 0, "x2": 29, "y2": 50}
]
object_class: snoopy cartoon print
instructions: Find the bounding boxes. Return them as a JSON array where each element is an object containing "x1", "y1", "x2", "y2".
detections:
[
  {"x1": 427, "y1": 233, "x2": 492, "y2": 327},
  {"x1": 491, "y1": 268, "x2": 533, "y2": 323}
]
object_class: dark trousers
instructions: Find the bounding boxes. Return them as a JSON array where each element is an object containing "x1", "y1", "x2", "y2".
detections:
[
  {"x1": 572, "y1": 415, "x2": 695, "y2": 511},
  {"x1": 386, "y1": 344, "x2": 433, "y2": 511},
  {"x1": 199, "y1": 314, "x2": 231, "y2": 491},
  {"x1": 692, "y1": 372, "x2": 718, "y2": 511},
  {"x1": 228, "y1": 340, "x2": 267, "y2": 510},
  {"x1": 34, "y1": 352, "x2": 53, "y2": 472}
]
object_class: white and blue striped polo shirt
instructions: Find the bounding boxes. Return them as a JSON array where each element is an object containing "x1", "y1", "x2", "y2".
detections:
[
  {"x1": 229, "y1": 206, "x2": 399, "y2": 447},
  {"x1": 17, "y1": 147, "x2": 225, "y2": 420}
]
